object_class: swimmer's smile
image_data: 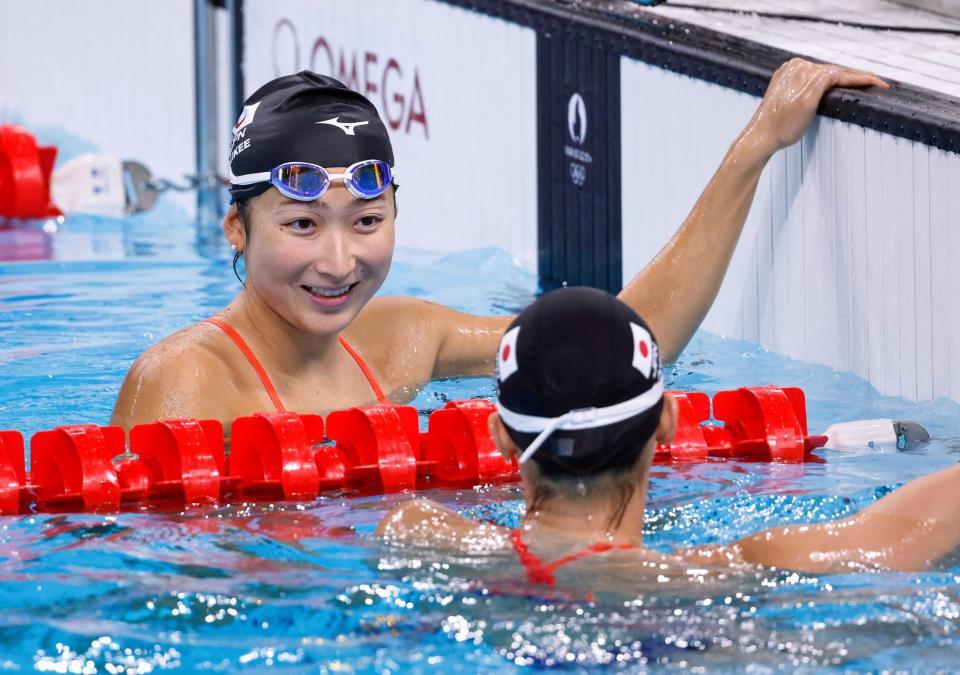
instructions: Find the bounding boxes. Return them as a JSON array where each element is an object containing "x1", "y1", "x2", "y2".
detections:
[{"x1": 302, "y1": 282, "x2": 359, "y2": 308}]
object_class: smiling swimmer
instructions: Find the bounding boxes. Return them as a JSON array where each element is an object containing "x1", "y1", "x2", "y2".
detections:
[
  {"x1": 112, "y1": 62, "x2": 888, "y2": 432},
  {"x1": 378, "y1": 287, "x2": 960, "y2": 586}
]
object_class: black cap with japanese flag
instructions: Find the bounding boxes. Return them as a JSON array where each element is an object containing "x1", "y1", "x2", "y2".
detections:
[{"x1": 496, "y1": 287, "x2": 665, "y2": 477}]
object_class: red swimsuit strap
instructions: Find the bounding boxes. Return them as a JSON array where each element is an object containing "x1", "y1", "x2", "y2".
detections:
[
  {"x1": 203, "y1": 318, "x2": 389, "y2": 410},
  {"x1": 510, "y1": 529, "x2": 635, "y2": 587},
  {"x1": 337, "y1": 336, "x2": 388, "y2": 405},
  {"x1": 204, "y1": 317, "x2": 287, "y2": 412}
]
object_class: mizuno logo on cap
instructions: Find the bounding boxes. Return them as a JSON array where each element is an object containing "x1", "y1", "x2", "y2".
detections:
[{"x1": 316, "y1": 117, "x2": 369, "y2": 136}]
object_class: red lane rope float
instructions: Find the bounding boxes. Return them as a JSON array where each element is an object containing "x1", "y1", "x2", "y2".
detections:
[
  {"x1": 0, "y1": 124, "x2": 62, "y2": 219},
  {"x1": 0, "y1": 431, "x2": 25, "y2": 514},
  {"x1": 0, "y1": 387, "x2": 827, "y2": 515},
  {"x1": 422, "y1": 400, "x2": 517, "y2": 487},
  {"x1": 124, "y1": 419, "x2": 225, "y2": 503},
  {"x1": 229, "y1": 412, "x2": 326, "y2": 500},
  {"x1": 712, "y1": 386, "x2": 827, "y2": 462},
  {"x1": 327, "y1": 405, "x2": 420, "y2": 493},
  {"x1": 30, "y1": 425, "x2": 125, "y2": 511},
  {"x1": 655, "y1": 391, "x2": 712, "y2": 462}
]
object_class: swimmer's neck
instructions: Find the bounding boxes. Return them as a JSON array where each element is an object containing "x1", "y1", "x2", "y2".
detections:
[
  {"x1": 224, "y1": 284, "x2": 346, "y2": 375},
  {"x1": 520, "y1": 466, "x2": 650, "y2": 549}
]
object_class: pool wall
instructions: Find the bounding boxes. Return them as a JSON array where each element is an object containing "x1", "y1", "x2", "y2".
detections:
[{"x1": 621, "y1": 60, "x2": 960, "y2": 404}]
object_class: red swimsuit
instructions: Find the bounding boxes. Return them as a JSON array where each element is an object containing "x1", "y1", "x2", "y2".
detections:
[
  {"x1": 203, "y1": 317, "x2": 388, "y2": 411},
  {"x1": 510, "y1": 529, "x2": 637, "y2": 587}
]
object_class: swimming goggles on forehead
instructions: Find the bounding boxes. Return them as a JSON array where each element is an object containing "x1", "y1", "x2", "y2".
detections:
[{"x1": 229, "y1": 159, "x2": 394, "y2": 201}]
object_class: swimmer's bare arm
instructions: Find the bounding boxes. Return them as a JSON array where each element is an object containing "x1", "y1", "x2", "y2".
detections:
[
  {"x1": 618, "y1": 59, "x2": 888, "y2": 363},
  {"x1": 431, "y1": 307, "x2": 513, "y2": 378},
  {"x1": 376, "y1": 498, "x2": 511, "y2": 552},
  {"x1": 693, "y1": 464, "x2": 960, "y2": 574},
  {"x1": 352, "y1": 296, "x2": 511, "y2": 382}
]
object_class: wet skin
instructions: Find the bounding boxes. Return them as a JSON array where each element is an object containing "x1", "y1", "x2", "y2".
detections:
[
  {"x1": 379, "y1": 397, "x2": 960, "y2": 582},
  {"x1": 111, "y1": 59, "x2": 888, "y2": 432}
]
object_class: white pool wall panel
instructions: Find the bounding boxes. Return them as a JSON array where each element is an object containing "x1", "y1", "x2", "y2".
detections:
[
  {"x1": 622, "y1": 56, "x2": 959, "y2": 402},
  {"x1": 0, "y1": 1, "x2": 196, "y2": 211},
  {"x1": 242, "y1": 0, "x2": 538, "y2": 271}
]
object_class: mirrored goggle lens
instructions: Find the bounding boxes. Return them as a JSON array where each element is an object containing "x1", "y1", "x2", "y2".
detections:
[
  {"x1": 275, "y1": 164, "x2": 328, "y2": 197},
  {"x1": 350, "y1": 161, "x2": 391, "y2": 197}
]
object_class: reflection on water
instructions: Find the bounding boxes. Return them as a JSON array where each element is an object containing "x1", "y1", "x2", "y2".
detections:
[
  {"x1": 2, "y1": 478, "x2": 960, "y2": 672},
  {"x1": 0, "y1": 200, "x2": 221, "y2": 262}
]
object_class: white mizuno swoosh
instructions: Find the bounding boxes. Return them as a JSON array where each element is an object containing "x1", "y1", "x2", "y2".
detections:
[{"x1": 316, "y1": 117, "x2": 369, "y2": 136}]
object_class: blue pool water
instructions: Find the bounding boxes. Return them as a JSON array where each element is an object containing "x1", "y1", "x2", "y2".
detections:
[{"x1": 1, "y1": 213, "x2": 960, "y2": 671}]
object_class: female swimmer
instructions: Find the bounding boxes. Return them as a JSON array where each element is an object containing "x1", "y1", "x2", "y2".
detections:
[
  {"x1": 111, "y1": 60, "x2": 887, "y2": 430},
  {"x1": 378, "y1": 288, "x2": 960, "y2": 584}
]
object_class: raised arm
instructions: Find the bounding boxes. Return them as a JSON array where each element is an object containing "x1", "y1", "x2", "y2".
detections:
[
  {"x1": 731, "y1": 463, "x2": 960, "y2": 573},
  {"x1": 417, "y1": 61, "x2": 887, "y2": 376},
  {"x1": 619, "y1": 59, "x2": 888, "y2": 362}
]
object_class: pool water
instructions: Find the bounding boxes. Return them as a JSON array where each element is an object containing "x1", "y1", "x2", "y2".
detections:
[{"x1": 1, "y1": 213, "x2": 960, "y2": 672}]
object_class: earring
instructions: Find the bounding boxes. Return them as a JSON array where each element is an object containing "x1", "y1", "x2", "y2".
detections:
[{"x1": 230, "y1": 244, "x2": 237, "y2": 251}]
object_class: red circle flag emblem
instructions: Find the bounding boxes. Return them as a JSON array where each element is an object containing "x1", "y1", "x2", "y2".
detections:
[
  {"x1": 630, "y1": 322, "x2": 655, "y2": 379},
  {"x1": 497, "y1": 326, "x2": 521, "y2": 382}
]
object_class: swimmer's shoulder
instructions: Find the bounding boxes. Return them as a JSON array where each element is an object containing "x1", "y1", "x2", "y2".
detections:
[
  {"x1": 111, "y1": 322, "x2": 242, "y2": 429},
  {"x1": 376, "y1": 498, "x2": 512, "y2": 553}
]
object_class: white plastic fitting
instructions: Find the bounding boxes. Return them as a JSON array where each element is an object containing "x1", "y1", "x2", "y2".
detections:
[
  {"x1": 51, "y1": 153, "x2": 127, "y2": 217},
  {"x1": 822, "y1": 418, "x2": 899, "y2": 453}
]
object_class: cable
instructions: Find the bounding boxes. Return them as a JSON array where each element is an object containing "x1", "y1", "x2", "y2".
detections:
[{"x1": 661, "y1": 2, "x2": 960, "y2": 36}]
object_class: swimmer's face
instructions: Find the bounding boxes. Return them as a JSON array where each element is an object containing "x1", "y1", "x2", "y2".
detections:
[{"x1": 229, "y1": 175, "x2": 395, "y2": 335}]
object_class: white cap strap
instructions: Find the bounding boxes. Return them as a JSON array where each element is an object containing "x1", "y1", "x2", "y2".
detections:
[{"x1": 496, "y1": 380, "x2": 664, "y2": 464}]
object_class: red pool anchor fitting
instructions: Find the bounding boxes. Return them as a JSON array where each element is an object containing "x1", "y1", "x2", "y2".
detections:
[{"x1": 0, "y1": 125, "x2": 62, "y2": 219}]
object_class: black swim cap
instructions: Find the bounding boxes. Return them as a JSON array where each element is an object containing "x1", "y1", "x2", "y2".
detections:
[
  {"x1": 495, "y1": 287, "x2": 664, "y2": 476},
  {"x1": 228, "y1": 71, "x2": 395, "y2": 201}
]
